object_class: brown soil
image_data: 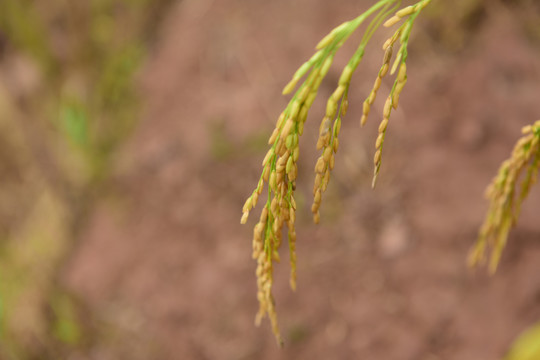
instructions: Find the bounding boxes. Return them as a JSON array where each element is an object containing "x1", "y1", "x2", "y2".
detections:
[{"x1": 64, "y1": 1, "x2": 540, "y2": 359}]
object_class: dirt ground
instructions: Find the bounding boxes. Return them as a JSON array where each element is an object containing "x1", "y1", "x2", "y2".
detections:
[{"x1": 62, "y1": 1, "x2": 540, "y2": 359}]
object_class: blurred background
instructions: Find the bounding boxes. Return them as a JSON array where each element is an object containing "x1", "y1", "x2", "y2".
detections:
[{"x1": 0, "y1": 0, "x2": 540, "y2": 359}]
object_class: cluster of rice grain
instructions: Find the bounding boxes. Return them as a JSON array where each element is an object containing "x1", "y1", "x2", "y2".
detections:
[
  {"x1": 240, "y1": 0, "x2": 432, "y2": 345},
  {"x1": 470, "y1": 120, "x2": 540, "y2": 273}
]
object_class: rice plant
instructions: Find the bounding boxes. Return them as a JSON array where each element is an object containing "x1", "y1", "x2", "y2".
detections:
[
  {"x1": 241, "y1": 0, "x2": 540, "y2": 347},
  {"x1": 241, "y1": 0, "x2": 432, "y2": 345}
]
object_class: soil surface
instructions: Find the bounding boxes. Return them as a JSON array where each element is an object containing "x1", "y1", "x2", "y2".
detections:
[{"x1": 63, "y1": 1, "x2": 540, "y2": 359}]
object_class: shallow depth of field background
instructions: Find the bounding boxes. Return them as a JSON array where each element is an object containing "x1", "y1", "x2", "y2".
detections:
[{"x1": 1, "y1": 0, "x2": 540, "y2": 359}]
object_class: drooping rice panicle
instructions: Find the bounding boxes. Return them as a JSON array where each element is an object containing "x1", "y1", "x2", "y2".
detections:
[
  {"x1": 469, "y1": 120, "x2": 540, "y2": 273},
  {"x1": 240, "y1": 0, "x2": 432, "y2": 345}
]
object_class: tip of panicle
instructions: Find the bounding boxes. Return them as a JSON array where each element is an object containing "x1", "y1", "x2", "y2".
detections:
[
  {"x1": 240, "y1": 212, "x2": 249, "y2": 224},
  {"x1": 282, "y1": 80, "x2": 296, "y2": 95},
  {"x1": 371, "y1": 174, "x2": 378, "y2": 189},
  {"x1": 289, "y1": 279, "x2": 297, "y2": 292}
]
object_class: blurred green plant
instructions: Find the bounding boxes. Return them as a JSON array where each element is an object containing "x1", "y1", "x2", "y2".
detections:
[
  {"x1": 51, "y1": 292, "x2": 82, "y2": 345},
  {"x1": 505, "y1": 322, "x2": 540, "y2": 360},
  {"x1": 0, "y1": 0, "x2": 171, "y2": 358}
]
